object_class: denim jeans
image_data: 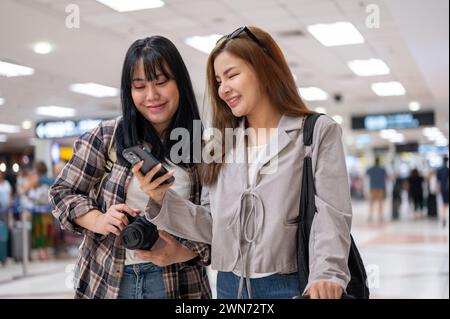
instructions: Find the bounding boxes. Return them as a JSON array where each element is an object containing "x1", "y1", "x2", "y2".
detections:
[
  {"x1": 118, "y1": 263, "x2": 166, "y2": 299},
  {"x1": 216, "y1": 271, "x2": 300, "y2": 299}
]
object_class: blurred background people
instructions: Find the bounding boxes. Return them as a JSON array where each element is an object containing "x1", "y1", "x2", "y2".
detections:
[
  {"x1": 22, "y1": 161, "x2": 53, "y2": 198},
  {"x1": 0, "y1": 171, "x2": 12, "y2": 212},
  {"x1": 366, "y1": 157, "x2": 388, "y2": 223},
  {"x1": 21, "y1": 161, "x2": 55, "y2": 261},
  {"x1": 407, "y1": 169, "x2": 425, "y2": 219},
  {"x1": 426, "y1": 171, "x2": 438, "y2": 220},
  {"x1": 350, "y1": 173, "x2": 365, "y2": 201},
  {"x1": 50, "y1": 160, "x2": 71, "y2": 258},
  {"x1": 437, "y1": 156, "x2": 449, "y2": 227},
  {"x1": 52, "y1": 161, "x2": 66, "y2": 180},
  {"x1": 391, "y1": 174, "x2": 405, "y2": 221}
]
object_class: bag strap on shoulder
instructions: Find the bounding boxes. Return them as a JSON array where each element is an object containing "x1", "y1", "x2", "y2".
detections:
[
  {"x1": 297, "y1": 113, "x2": 324, "y2": 294},
  {"x1": 299, "y1": 113, "x2": 323, "y2": 224},
  {"x1": 303, "y1": 113, "x2": 323, "y2": 147},
  {"x1": 298, "y1": 113, "x2": 370, "y2": 299}
]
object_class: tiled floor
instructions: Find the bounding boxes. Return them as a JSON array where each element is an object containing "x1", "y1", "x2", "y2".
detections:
[
  {"x1": 351, "y1": 201, "x2": 449, "y2": 299},
  {"x1": 0, "y1": 200, "x2": 448, "y2": 299}
]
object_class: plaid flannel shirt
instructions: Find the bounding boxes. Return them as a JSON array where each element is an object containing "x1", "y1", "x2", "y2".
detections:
[{"x1": 49, "y1": 118, "x2": 211, "y2": 299}]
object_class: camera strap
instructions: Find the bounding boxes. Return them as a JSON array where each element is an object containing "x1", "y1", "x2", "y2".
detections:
[{"x1": 95, "y1": 116, "x2": 121, "y2": 201}]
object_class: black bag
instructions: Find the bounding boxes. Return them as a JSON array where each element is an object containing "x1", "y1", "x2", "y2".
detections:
[{"x1": 297, "y1": 113, "x2": 370, "y2": 299}]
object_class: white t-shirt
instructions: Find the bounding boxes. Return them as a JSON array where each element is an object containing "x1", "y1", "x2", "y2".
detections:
[
  {"x1": 247, "y1": 144, "x2": 266, "y2": 185},
  {"x1": 124, "y1": 160, "x2": 191, "y2": 265}
]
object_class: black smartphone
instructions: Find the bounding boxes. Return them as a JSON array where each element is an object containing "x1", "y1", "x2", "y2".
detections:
[{"x1": 122, "y1": 146, "x2": 175, "y2": 185}]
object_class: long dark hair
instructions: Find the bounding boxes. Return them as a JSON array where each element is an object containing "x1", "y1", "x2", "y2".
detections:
[{"x1": 117, "y1": 36, "x2": 201, "y2": 169}]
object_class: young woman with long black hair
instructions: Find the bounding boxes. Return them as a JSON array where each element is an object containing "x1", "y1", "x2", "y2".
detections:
[{"x1": 49, "y1": 36, "x2": 211, "y2": 299}]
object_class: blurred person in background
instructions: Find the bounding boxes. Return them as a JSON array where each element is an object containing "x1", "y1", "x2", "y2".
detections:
[
  {"x1": 392, "y1": 174, "x2": 404, "y2": 221},
  {"x1": 22, "y1": 161, "x2": 55, "y2": 260},
  {"x1": 52, "y1": 161, "x2": 69, "y2": 258},
  {"x1": 22, "y1": 161, "x2": 54, "y2": 196},
  {"x1": 0, "y1": 171, "x2": 12, "y2": 211},
  {"x1": 53, "y1": 161, "x2": 67, "y2": 179},
  {"x1": 16, "y1": 168, "x2": 30, "y2": 198},
  {"x1": 407, "y1": 168, "x2": 425, "y2": 219},
  {"x1": 366, "y1": 157, "x2": 388, "y2": 223},
  {"x1": 437, "y1": 155, "x2": 449, "y2": 227},
  {"x1": 350, "y1": 173, "x2": 365, "y2": 200},
  {"x1": 426, "y1": 170, "x2": 438, "y2": 220}
]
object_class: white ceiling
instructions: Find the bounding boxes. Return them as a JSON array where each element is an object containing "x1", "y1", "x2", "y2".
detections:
[{"x1": 0, "y1": 0, "x2": 448, "y2": 153}]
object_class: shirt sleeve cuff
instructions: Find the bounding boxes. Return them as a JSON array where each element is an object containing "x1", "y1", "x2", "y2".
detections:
[{"x1": 178, "y1": 239, "x2": 211, "y2": 266}]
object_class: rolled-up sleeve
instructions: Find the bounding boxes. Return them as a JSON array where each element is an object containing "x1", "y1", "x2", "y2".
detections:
[
  {"x1": 178, "y1": 238, "x2": 211, "y2": 266},
  {"x1": 48, "y1": 124, "x2": 107, "y2": 236},
  {"x1": 304, "y1": 120, "x2": 352, "y2": 293}
]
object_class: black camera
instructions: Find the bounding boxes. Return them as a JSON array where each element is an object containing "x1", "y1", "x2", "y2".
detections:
[{"x1": 120, "y1": 214, "x2": 159, "y2": 250}]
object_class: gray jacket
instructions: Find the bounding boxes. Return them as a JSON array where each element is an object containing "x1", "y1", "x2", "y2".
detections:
[{"x1": 145, "y1": 114, "x2": 352, "y2": 293}]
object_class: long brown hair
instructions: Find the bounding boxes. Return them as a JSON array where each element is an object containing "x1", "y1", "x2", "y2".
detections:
[{"x1": 202, "y1": 26, "x2": 312, "y2": 185}]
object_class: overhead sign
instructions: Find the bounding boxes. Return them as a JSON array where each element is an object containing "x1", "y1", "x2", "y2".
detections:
[
  {"x1": 395, "y1": 142, "x2": 419, "y2": 153},
  {"x1": 351, "y1": 111, "x2": 434, "y2": 131},
  {"x1": 418, "y1": 144, "x2": 449, "y2": 155},
  {"x1": 35, "y1": 119, "x2": 103, "y2": 139}
]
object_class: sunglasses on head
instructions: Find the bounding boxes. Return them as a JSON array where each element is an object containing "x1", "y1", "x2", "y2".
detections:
[{"x1": 216, "y1": 26, "x2": 270, "y2": 55}]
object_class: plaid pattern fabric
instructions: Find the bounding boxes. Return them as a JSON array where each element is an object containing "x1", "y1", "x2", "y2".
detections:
[{"x1": 49, "y1": 118, "x2": 211, "y2": 299}]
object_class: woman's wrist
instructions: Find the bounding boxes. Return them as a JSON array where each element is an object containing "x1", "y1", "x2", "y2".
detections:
[
  {"x1": 178, "y1": 244, "x2": 198, "y2": 262},
  {"x1": 74, "y1": 209, "x2": 103, "y2": 233}
]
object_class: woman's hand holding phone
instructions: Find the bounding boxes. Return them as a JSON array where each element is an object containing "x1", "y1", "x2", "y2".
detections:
[{"x1": 132, "y1": 161, "x2": 175, "y2": 206}]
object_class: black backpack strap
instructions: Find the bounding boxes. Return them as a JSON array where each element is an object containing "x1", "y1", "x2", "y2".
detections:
[
  {"x1": 297, "y1": 112, "x2": 323, "y2": 294},
  {"x1": 298, "y1": 113, "x2": 370, "y2": 298},
  {"x1": 303, "y1": 113, "x2": 323, "y2": 146},
  {"x1": 299, "y1": 113, "x2": 323, "y2": 226}
]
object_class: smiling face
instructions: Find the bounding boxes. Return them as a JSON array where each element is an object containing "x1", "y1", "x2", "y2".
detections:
[
  {"x1": 214, "y1": 51, "x2": 263, "y2": 118},
  {"x1": 131, "y1": 60, "x2": 180, "y2": 135}
]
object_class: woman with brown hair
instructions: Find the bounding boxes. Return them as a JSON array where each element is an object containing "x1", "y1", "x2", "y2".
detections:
[{"x1": 134, "y1": 26, "x2": 353, "y2": 299}]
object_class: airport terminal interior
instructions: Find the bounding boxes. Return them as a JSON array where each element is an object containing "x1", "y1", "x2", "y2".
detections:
[{"x1": 0, "y1": 0, "x2": 448, "y2": 299}]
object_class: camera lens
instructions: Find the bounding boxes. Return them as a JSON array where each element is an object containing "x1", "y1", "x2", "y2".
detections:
[
  {"x1": 120, "y1": 216, "x2": 159, "y2": 250},
  {"x1": 120, "y1": 224, "x2": 142, "y2": 249}
]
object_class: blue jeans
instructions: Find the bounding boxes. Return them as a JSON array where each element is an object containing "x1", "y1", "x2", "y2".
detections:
[
  {"x1": 217, "y1": 271, "x2": 300, "y2": 299},
  {"x1": 118, "y1": 263, "x2": 166, "y2": 299}
]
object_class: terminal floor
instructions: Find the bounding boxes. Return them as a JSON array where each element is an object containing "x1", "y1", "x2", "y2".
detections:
[{"x1": 0, "y1": 201, "x2": 448, "y2": 299}]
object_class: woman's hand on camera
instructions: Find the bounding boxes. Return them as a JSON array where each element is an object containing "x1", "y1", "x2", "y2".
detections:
[
  {"x1": 306, "y1": 281, "x2": 343, "y2": 299},
  {"x1": 132, "y1": 161, "x2": 174, "y2": 206},
  {"x1": 94, "y1": 204, "x2": 139, "y2": 236},
  {"x1": 135, "y1": 230, "x2": 197, "y2": 267}
]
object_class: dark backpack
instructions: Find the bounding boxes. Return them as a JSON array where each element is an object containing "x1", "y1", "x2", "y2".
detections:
[{"x1": 297, "y1": 113, "x2": 370, "y2": 299}]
